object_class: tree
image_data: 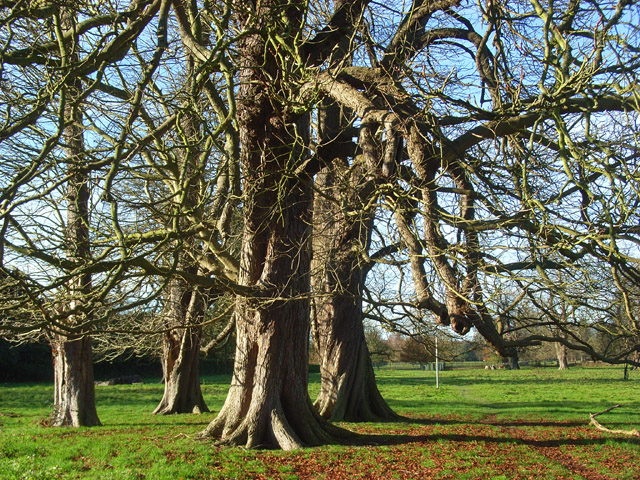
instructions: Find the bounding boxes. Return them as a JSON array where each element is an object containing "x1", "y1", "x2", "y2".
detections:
[
  {"x1": 309, "y1": 0, "x2": 398, "y2": 421},
  {"x1": 399, "y1": 336, "x2": 434, "y2": 365},
  {"x1": 195, "y1": 0, "x2": 373, "y2": 449},
  {"x1": 153, "y1": 21, "x2": 214, "y2": 416},
  {"x1": 0, "y1": 0, "x2": 167, "y2": 426},
  {"x1": 2, "y1": 0, "x2": 639, "y2": 448},
  {"x1": 364, "y1": 324, "x2": 393, "y2": 365},
  {"x1": 49, "y1": 6, "x2": 101, "y2": 427},
  {"x1": 200, "y1": 0, "x2": 639, "y2": 447},
  {"x1": 311, "y1": 156, "x2": 399, "y2": 422},
  {"x1": 348, "y1": 0, "x2": 640, "y2": 370}
]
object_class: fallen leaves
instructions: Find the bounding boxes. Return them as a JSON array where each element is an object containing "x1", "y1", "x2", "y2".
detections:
[{"x1": 237, "y1": 415, "x2": 640, "y2": 480}]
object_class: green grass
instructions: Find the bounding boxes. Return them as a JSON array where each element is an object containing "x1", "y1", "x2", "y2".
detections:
[{"x1": 1, "y1": 367, "x2": 639, "y2": 479}]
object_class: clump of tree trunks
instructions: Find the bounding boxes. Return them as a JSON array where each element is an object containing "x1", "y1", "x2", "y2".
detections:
[{"x1": 0, "y1": 0, "x2": 639, "y2": 452}]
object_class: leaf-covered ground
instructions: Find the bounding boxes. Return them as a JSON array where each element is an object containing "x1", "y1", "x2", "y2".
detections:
[{"x1": 1, "y1": 367, "x2": 639, "y2": 479}]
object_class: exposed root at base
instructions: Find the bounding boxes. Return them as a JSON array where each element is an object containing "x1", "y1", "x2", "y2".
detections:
[{"x1": 196, "y1": 402, "x2": 356, "y2": 450}]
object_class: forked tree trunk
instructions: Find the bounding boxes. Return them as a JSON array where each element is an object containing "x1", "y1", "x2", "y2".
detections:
[
  {"x1": 309, "y1": 1, "x2": 397, "y2": 420},
  {"x1": 154, "y1": 276, "x2": 209, "y2": 415},
  {"x1": 197, "y1": 1, "x2": 351, "y2": 449},
  {"x1": 197, "y1": 175, "x2": 350, "y2": 447},
  {"x1": 154, "y1": 42, "x2": 210, "y2": 415},
  {"x1": 51, "y1": 335, "x2": 101, "y2": 427},
  {"x1": 311, "y1": 166, "x2": 398, "y2": 422},
  {"x1": 153, "y1": 286, "x2": 208, "y2": 414}
]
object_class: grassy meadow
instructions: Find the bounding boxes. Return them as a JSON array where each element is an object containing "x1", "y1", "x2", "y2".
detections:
[{"x1": 1, "y1": 366, "x2": 639, "y2": 479}]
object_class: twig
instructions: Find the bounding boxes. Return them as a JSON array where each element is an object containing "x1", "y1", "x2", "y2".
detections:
[
  {"x1": 589, "y1": 404, "x2": 640, "y2": 438},
  {"x1": 591, "y1": 404, "x2": 623, "y2": 418}
]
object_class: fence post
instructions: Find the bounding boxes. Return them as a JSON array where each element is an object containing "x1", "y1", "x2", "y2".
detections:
[{"x1": 435, "y1": 336, "x2": 439, "y2": 389}]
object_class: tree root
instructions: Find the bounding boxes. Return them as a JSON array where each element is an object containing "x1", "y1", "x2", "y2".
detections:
[
  {"x1": 196, "y1": 397, "x2": 355, "y2": 450},
  {"x1": 589, "y1": 404, "x2": 640, "y2": 438}
]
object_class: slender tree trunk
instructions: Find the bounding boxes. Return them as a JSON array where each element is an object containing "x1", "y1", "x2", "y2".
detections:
[
  {"x1": 153, "y1": 39, "x2": 210, "y2": 415},
  {"x1": 311, "y1": 165, "x2": 399, "y2": 422},
  {"x1": 154, "y1": 280, "x2": 209, "y2": 415},
  {"x1": 555, "y1": 341, "x2": 568, "y2": 370},
  {"x1": 197, "y1": 1, "x2": 351, "y2": 449},
  {"x1": 50, "y1": 6, "x2": 100, "y2": 427}
]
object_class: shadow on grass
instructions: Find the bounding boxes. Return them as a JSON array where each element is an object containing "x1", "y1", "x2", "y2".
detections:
[
  {"x1": 101, "y1": 420, "x2": 213, "y2": 428},
  {"x1": 399, "y1": 416, "x2": 586, "y2": 428},
  {"x1": 349, "y1": 431, "x2": 640, "y2": 449},
  {"x1": 387, "y1": 399, "x2": 640, "y2": 419},
  {"x1": 337, "y1": 411, "x2": 640, "y2": 451}
]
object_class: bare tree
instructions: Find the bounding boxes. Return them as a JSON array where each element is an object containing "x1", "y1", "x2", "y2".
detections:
[
  {"x1": 0, "y1": 0, "x2": 167, "y2": 425},
  {"x1": 311, "y1": 156, "x2": 399, "y2": 421},
  {"x1": 349, "y1": 0, "x2": 640, "y2": 369},
  {"x1": 48, "y1": 6, "x2": 102, "y2": 428},
  {"x1": 2, "y1": 0, "x2": 639, "y2": 447}
]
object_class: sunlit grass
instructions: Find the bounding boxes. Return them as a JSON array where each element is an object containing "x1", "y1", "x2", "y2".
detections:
[{"x1": 1, "y1": 366, "x2": 639, "y2": 479}]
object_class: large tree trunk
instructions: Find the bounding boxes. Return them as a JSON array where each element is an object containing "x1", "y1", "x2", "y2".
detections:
[
  {"x1": 313, "y1": 312, "x2": 399, "y2": 422},
  {"x1": 555, "y1": 341, "x2": 569, "y2": 370},
  {"x1": 154, "y1": 281, "x2": 209, "y2": 415},
  {"x1": 197, "y1": 1, "x2": 351, "y2": 449},
  {"x1": 51, "y1": 336, "x2": 100, "y2": 427},
  {"x1": 502, "y1": 353, "x2": 520, "y2": 370},
  {"x1": 50, "y1": 6, "x2": 100, "y2": 427},
  {"x1": 310, "y1": 0, "x2": 396, "y2": 420},
  {"x1": 311, "y1": 165, "x2": 399, "y2": 422},
  {"x1": 197, "y1": 169, "x2": 349, "y2": 448}
]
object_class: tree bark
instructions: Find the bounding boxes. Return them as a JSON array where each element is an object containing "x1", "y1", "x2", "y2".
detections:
[
  {"x1": 51, "y1": 335, "x2": 100, "y2": 427},
  {"x1": 311, "y1": 164, "x2": 399, "y2": 422},
  {"x1": 502, "y1": 354, "x2": 520, "y2": 370},
  {"x1": 153, "y1": 280, "x2": 209, "y2": 415},
  {"x1": 197, "y1": 1, "x2": 351, "y2": 449},
  {"x1": 310, "y1": 5, "x2": 398, "y2": 420},
  {"x1": 197, "y1": 169, "x2": 349, "y2": 447},
  {"x1": 313, "y1": 312, "x2": 399, "y2": 422}
]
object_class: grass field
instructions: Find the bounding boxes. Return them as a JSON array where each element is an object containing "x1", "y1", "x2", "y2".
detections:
[{"x1": 1, "y1": 366, "x2": 639, "y2": 479}]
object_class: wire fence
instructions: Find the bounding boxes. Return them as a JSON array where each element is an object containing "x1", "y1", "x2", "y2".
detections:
[{"x1": 373, "y1": 361, "x2": 564, "y2": 371}]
